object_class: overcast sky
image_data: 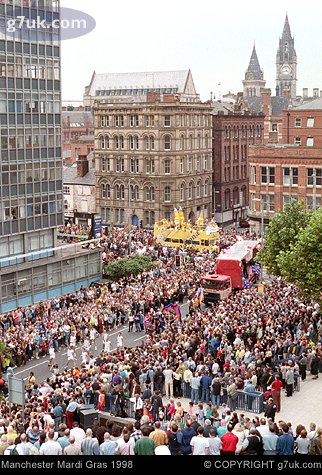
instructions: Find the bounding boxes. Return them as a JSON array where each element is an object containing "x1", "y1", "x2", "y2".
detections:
[{"x1": 61, "y1": 0, "x2": 322, "y2": 103}]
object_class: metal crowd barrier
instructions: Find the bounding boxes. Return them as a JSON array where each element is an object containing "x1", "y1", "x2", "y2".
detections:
[{"x1": 236, "y1": 391, "x2": 264, "y2": 414}]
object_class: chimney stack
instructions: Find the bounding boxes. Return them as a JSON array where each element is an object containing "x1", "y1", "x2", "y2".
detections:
[
  {"x1": 313, "y1": 88, "x2": 319, "y2": 98},
  {"x1": 303, "y1": 88, "x2": 308, "y2": 98},
  {"x1": 77, "y1": 155, "x2": 89, "y2": 177}
]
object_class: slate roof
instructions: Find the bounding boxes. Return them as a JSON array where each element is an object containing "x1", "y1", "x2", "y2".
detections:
[
  {"x1": 63, "y1": 153, "x2": 95, "y2": 186},
  {"x1": 87, "y1": 70, "x2": 190, "y2": 96},
  {"x1": 245, "y1": 96, "x2": 289, "y2": 116},
  {"x1": 291, "y1": 97, "x2": 322, "y2": 110}
]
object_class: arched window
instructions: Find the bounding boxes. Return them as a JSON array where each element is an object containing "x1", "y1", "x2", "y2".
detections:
[
  {"x1": 224, "y1": 189, "x2": 231, "y2": 210},
  {"x1": 150, "y1": 136, "x2": 155, "y2": 150},
  {"x1": 119, "y1": 135, "x2": 124, "y2": 149},
  {"x1": 196, "y1": 180, "x2": 201, "y2": 198},
  {"x1": 134, "y1": 135, "x2": 139, "y2": 150},
  {"x1": 120, "y1": 184, "x2": 125, "y2": 200},
  {"x1": 224, "y1": 127, "x2": 228, "y2": 139},
  {"x1": 197, "y1": 135, "x2": 201, "y2": 149},
  {"x1": 131, "y1": 184, "x2": 139, "y2": 201},
  {"x1": 164, "y1": 135, "x2": 171, "y2": 151},
  {"x1": 204, "y1": 179, "x2": 209, "y2": 197},
  {"x1": 205, "y1": 134, "x2": 208, "y2": 149},
  {"x1": 180, "y1": 183, "x2": 185, "y2": 202},
  {"x1": 188, "y1": 181, "x2": 193, "y2": 200},
  {"x1": 101, "y1": 183, "x2": 106, "y2": 199},
  {"x1": 233, "y1": 187, "x2": 239, "y2": 205},
  {"x1": 145, "y1": 136, "x2": 149, "y2": 150},
  {"x1": 105, "y1": 135, "x2": 109, "y2": 149},
  {"x1": 99, "y1": 136, "x2": 105, "y2": 149},
  {"x1": 189, "y1": 135, "x2": 193, "y2": 150},
  {"x1": 115, "y1": 136, "x2": 119, "y2": 149},
  {"x1": 129, "y1": 135, "x2": 134, "y2": 150},
  {"x1": 150, "y1": 186, "x2": 155, "y2": 202}
]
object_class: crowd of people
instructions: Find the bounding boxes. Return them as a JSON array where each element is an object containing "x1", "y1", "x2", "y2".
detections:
[{"x1": 0, "y1": 227, "x2": 321, "y2": 456}]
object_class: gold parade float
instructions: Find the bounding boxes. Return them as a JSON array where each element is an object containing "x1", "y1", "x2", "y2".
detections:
[{"x1": 154, "y1": 207, "x2": 220, "y2": 252}]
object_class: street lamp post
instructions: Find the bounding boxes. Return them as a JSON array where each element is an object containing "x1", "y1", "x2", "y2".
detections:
[{"x1": 128, "y1": 178, "x2": 132, "y2": 256}]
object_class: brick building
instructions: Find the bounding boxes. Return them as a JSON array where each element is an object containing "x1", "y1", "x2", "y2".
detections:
[
  {"x1": 281, "y1": 96, "x2": 322, "y2": 146},
  {"x1": 62, "y1": 107, "x2": 94, "y2": 164},
  {"x1": 212, "y1": 108, "x2": 264, "y2": 227},
  {"x1": 248, "y1": 145, "x2": 322, "y2": 231}
]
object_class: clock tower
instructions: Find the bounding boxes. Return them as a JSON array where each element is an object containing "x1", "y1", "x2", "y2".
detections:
[{"x1": 276, "y1": 14, "x2": 297, "y2": 98}]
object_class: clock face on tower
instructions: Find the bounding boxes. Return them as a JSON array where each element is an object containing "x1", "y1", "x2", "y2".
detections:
[{"x1": 281, "y1": 65, "x2": 290, "y2": 75}]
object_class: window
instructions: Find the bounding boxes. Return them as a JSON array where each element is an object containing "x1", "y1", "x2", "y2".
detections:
[
  {"x1": 145, "y1": 186, "x2": 155, "y2": 202},
  {"x1": 115, "y1": 115, "x2": 124, "y2": 127},
  {"x1": 164, "y1": 159, "x2": 171, "y2": 174},
  {"x1": 284, "y1": 167, "x2": 298, "y2": 186},
  {"x1": 188, "y1": 182, "x2": 193, "y2": 200},
  {"x1": 294, "y1": 137, "x2": 301, "y2": 145},
  {"x1": 307, "y1": 137, "x2": 314, "y2": 146},
  {"x1": 180, "y1": 135, "x2": 185, "y2": 151},
  {"x1": 164, "y1": 135, "x2": 171, "y2": 151},
  {"x1": 188, "y1": 156, "x2": 193, "y2": 172},
  {"x1": 146, "y1": 158, "x2": 155, "y2": 174},
  {"x1": 130, "y1": 114, "x2": 139, "y2": 127},
  {"x1": 116, "y1": 158, "x2": 124, "y2": 173},
  {"x1": 131, "y1": 185, "x2": 139, "y2": 201},
  {"x1": 269, "y1": 167, "x2": 275, "y2": 184},
  {"x1": 150, "y1": 136, "x2": 155, "y2": 150},
  {"x1": 204, "y1": 155, "x2": 208, "y2": 171},
  {"x1": 250, "y1": 166, "x2": 257, "y2": 184},
  {"x1": 115, "y1": 184, "x2": 125, "y2": 200},
  {"x1": 196, "y1": 156, "x2": 201, "y2": 172},
  {"x1": 63, "y1": 185, "x2": 70, "y2": 194},
  {"x1": 164, "y1": 186, "x2": 171, "y2": 202},
  {"x1": 250, "y1": 193, "x2": 256, "y2": 212},
  {"x1": 224, "y1": 189, "x2": 231, "y2": 210},
  {"x1": 196, "y1": 181, "x2": 201, "y2": 198},
  {"x1": 180, "y1": 158, "x2": 184, "y2": 174},
  {"x1": 164, "y1": 115, "x2": 171, "y2": 127},
  {"x1": 204, "y1": 180, "x2": 209, "y2": 197},
  {"x1": 180, "y1": 183, "x2": 185, "y2": 201},
  {"x1": 130, "y1": 158, "x2": 139, "y2": 174},
  {"x1": 307, "y1": 168, "x2": 322, "y2": 186},
  {"x1": 261, "y1": 166, "x2": 267, "y2": 184},
  {"x1": 295, "y1": 117, "x2": 301, "y2": 127},
  {"x1": 307, "y1": 195, "x2": 321, "y2": 210},
  {"x1": 99, "y1": 136, "x2": 105, "y2": 149},
  {"x1": 307, "y1": 117, "x2": 314, "y2": 127}
]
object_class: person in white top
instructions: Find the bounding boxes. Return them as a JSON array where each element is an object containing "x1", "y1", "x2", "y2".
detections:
[
  {"x1": 49, "y1": 346, "x2": 56, "y2": 368},
  {"x1": 70, "y1": 332, "x2": 77, "y2": 348},
  {"x1": 257, "y1": 418, "x2": 271, "y2": 437},
  {"x1": 70, "y1": 422, "x2": 86, "y2": 448},
  {"x1": 117, "y1": 332, "x2": 124, "y2": 350},
  {"x1": 163, "y1": 366, "x2": 174, "y2": 398},
  {"x1": 81, "y1": 348, "x2": 89, "y2": 365},
  {"x1": 39, "y1": 430, "x2": 62, "y2": 456},
  {"x1": 191, "y1": 426, "x2": 210, "y2": 455},
  {"x1": 90, "y1": 328, "x2": 97, "y2": 350},
  {"x1": 66, "y1": 347, "x2": 76, "y2": 368},
  {"x1": 104, "y1": 338, "x2": 111, "y2": 354}
]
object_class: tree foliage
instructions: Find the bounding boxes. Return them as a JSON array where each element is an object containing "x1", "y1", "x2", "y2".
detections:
[
  {"x1": 277, "y1": 207, "x2": 322, "y2": 304},
  {"x1": 260, "y1": 201, "x2": 310, "y2": 276},
  {"x1": 104, "y1": 255, "x2": 157, "y2": 281}
]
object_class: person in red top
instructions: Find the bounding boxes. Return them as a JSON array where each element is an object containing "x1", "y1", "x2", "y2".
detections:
[
  {"x1": 270, "y1": 375, "x2": 283, "y2": 412},
  {"x1": 221, "y1": 424, "x2": 238, "y2": 454}
]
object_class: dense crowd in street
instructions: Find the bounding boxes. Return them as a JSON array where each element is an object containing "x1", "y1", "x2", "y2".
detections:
[{"x1": 0, "y1": 227, "x2": 321, "y2": 456}]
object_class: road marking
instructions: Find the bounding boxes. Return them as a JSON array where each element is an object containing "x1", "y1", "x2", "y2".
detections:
[
  {"x1": 134, "y1": 336, "x2": 146, "y2": 342},
  {"x1": 15, "y1": 360, "x2": 50, "y2": 375}
]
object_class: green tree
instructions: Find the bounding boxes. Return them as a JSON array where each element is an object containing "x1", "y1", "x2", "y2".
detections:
[
  {"x1": 105, "y1": 255, "x2": 157, "y2": 281},
  {"x1": 260, "y1": 200, "x2": 309, "y2": 276},
  {"x1": 277, "y1": 207, "x2": 322, "y2": 304}
]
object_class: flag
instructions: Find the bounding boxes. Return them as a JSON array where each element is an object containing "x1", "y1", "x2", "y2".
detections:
[{"x1": 163, "y1": 303, "x2": 182, "y2": 322}]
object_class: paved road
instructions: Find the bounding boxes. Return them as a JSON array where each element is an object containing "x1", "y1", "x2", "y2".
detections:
[{"x1": 12, "y1": 302, "x2": 190, "y2": 384}]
